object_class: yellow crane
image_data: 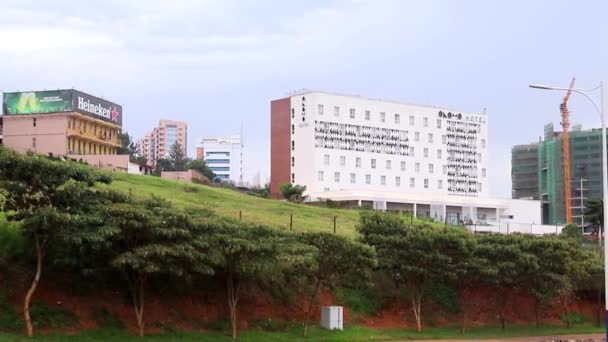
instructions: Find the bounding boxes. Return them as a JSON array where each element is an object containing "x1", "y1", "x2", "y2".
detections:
[{"x1": 560, "y1": 77, "x2": 576, "y2": 224}]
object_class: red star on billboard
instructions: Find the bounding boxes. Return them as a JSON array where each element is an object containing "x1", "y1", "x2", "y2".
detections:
[{"x1": 111, "y1": 106, "x2": 119, "y2": 122}]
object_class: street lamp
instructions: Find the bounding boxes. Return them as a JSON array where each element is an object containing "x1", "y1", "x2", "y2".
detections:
[{"x1": 530, "y1": 81, "x2": 606, "y2": 338}]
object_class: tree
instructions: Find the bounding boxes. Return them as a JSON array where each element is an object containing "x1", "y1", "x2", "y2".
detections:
[
  {"x1": 168, "y1": 141, "x2": 188, "y2": 171},
  {"x1": 585, "y1": 198, "x2": 603, "y2": 244},
  {"x1": 561, "y1": 223, "x2": 583, "y2": 243},
  {"x1": 279, "y1": 183, "x2": 307, "y2": 202},
  {"x1": 203, "y1": 220, "x2": 312, "y2": 340},
  {"x1": 187, "y1": 159, "x2": 215, "y2": 181},
  {"x1": 153, "y1": 158, "x2": 173, "y2": 176},
  {"x1": 104, "y1": 197, "x2": 213, "y2": 337},
  {"x1": 475, "y1": 234, "x2": 536, "y2": 331},
  {"x1": 358, "y1": 211, "x2": 460, "y2": 333},
  {"x1": 0, "y1": 148, "x2": 111, "y2": 337},
  {"x1": 118, "y1": 131, "x2": 138, "y2": 158},
  {"x1": 299, "y1": 232, "x2": 376, "y2": 337}
]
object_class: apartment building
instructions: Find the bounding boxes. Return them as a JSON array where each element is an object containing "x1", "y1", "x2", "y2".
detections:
[
  {"x1": 512, "y1": 123, "x2": 607, "y2": 225},
  {"x1": 2, "y1": 89, "x2": 122, "y2": 156},
  {"x1": 197, "y1": 134, "x2": 244, "y2": 184},
  {"x1": 138, "y1": 120, "x2": 187, "y2": 166},
  {"x1": 271, "y1": 90, "x2": 541, "y2": 226}
]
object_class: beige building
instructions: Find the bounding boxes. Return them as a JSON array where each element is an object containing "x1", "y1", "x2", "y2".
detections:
[
  {"x1": 138, "y1": 120, "x2": 187, "y2": 166},
  {"x1": 2, "y1": 89, "x2": 122, "y2": 156}
]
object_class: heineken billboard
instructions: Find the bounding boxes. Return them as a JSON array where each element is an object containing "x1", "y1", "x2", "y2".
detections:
[{"x1": 2, "y1": 89, "x2": 122, "y2": 126}]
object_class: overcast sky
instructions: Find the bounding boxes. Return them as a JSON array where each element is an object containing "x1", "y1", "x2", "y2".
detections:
[{"x1": 1, "y1": 0, "x2": 607, "y2": 197}]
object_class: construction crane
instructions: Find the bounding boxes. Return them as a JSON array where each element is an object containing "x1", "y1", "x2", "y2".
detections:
[{"x1": 560, "y1": 77, "x2": 576, "y2": 224}]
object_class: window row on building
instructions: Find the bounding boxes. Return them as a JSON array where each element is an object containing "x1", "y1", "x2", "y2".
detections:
[
  {"x1": 316, "y1": 171, "x2": 446, "y2": 189},
  {"x1": 315, "y1": 104, "x2": 443, "y2": 128}
]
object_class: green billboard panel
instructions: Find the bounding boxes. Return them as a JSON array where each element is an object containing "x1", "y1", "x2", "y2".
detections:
[{"x1": 3, "y1": 90, "x2": 73, "y2": 115}]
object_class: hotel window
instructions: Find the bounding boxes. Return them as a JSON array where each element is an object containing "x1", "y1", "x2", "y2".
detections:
[
  {"x1": 414, "y1": 132, "x2": 419, "y2": 142},
  {"x1": 423, "y1": 148, "x2": 428, "y2": 158},
  {"x1": 482, "y1": 168, "x2": 487, "y2": 177},
  {"x1": 409, "y1": 116, "x2": 415, "y2": 125},
  {"x1": 350, "y1": 173, "x2": 356, "y2": 184},
  {"x1": 410, "y1": 146, "x2": 415, "y2": 156},
  {"x1": 386, "y1": 160, "x2": 391, "y2": 170},
  {"x1": 394, "y1": 114, "x2": 400, "y2": 124},
  {"x1": 371, "y1": 158, "x2": 376, "y2": 169},
  {"x1": 479, "y1": 182, "x2": 483, "y2": 192},
  {"x1": 318, "y1": 171, "x2": 324, "y2": 181},
  {"x1": 415, "y1": 163, "x2": 420, "y2": 173},
  {"x1": 380, "y1": 112, "x2": 386, "y2": 122},
  {"x1": 381, "y1": 176, "x2": 386, "y2": 185},
  {"x1": 291, "y1": 141, "x2": 295, "y2": 151},
  {"x1": 429, "y1": 164, "x2": 434, "y2": 173},
  {"x1": 442, "y1": 135, "x2": 447, "y2": 144},
  {"x1": 438, "y1": 180, "x2": 443, "y2": 189},
  {"x1": 33, "y1": 118, "x2": 36, "y2": 127},
  {"x1": 334, "y1": 172, "x2": 340, "y2": 183},
  {"x1": 437, "y1": 149, "x2": 442, "y2": 158},
  {"x1": 395, "y1": 176, "x2": 401, "y2": 187},
  {"x1": 410, "y1": 177, "x2": 415, "y2": 188},
  {"x1": 365, "y1": 174, "x2": 371, "y2": 184},
  {"x1": 443, "y1": 165, "x2": 447, "y2": 174},
  {"x1": 32, "y1": 137, "x2": 36, "y2": 149},
  {"x1": 291, "y1": 125, "x2": 294, "y2": 134},
  {"x1": 424, "y1": 117, "x2": 428, "y2": 127},
  {"x1": 291, "y1": 157, "x2": 295, "y2": 167},
  {"x1": 291, "y1": 173, "x2": 295, "y2": 183},
  {"x1": 437, "y1": 119, "x2": 442, "y2": 128},
  {"x1": 334, "y1": 106, "x2": 340, "y2": 117},
  {"x1": 428, "y1": 133, "x2": 433, "y2": 143},
  {"x1": 481, "y1": 139, "x2": 486, "y2": 148},
  {"x1": 400, "y1": 161, "x2": 406, "y2": 171},
  {"x1": 365, "y1": 110, "x2": 371, "y2": 120},
  {"x1": 340, "y1": 156, "x2": 346, "y2": 166},
  {"x1": 324, "y1": 154, "x2": 330, "y2": 166},
  {"x1": 356, "y1": 157, "x2": 361, "y2": 168},
  {"x1": 318, "y1": 104, "x2": 324, "y2": 115},
  {"x1": 349, "y1": 108, "x2": 356, "y2": 119},
  {"x1": 424, "y1": 179, "x2": 429, "y2": 189},
  {"x1": 291, "y1": 108, "x2": 295, "y2": 118}
]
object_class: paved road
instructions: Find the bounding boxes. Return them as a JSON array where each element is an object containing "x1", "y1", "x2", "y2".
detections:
[{"x1": 406, "y1": 334, "x2": 604, "y2": 342}]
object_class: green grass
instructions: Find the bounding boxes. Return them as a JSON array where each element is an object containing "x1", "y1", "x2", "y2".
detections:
[
  {"x1": 102, "y1": 173, "x2": 447, "y2": 238},
  {"x1": 0, "y1": 324, "x2": 604, "y2": 341}
]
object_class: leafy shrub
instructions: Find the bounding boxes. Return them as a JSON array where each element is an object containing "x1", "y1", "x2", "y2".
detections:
[
  {"x1": 0, "y1": 291, "x2": 22, "y2": 331},
  {"x1": 205, "y1": 318, "x2": 230, "y2": 332},
  {"x1": 253, "y1": 317, "x2": 291, "y2": 332},
  {"x1": 30, "y1": 303, "x2": 78, "y2": 328},
  {"x1": 183, "y1": 185, "x2": 200, "y2": 193},
  {"x1": 92, "y1": 308, "x2": 123, "y2": 330},
  {"x1": 335, "y1": 287, "x2": 382, "y2": 316},
  {"x1": 561, "y1": 312, "x2": 586, "y2": 325},
  {"x1": 426, "y1": 281, "x2": 460, "y2": 313},
  {"x1": 0, "y1": 218, "x2": 27, "y2": 265},
  {"x1": 152, "y1": 320, "x2": 177, "y2": 333}
]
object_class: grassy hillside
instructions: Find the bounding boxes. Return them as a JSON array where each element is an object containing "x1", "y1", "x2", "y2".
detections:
[
  {"x1": 102, "y1": 173, "x2": 441, "y2": 238},
  {"x1": 103, "y1": 173, "x2": 361, "y2": 237}
]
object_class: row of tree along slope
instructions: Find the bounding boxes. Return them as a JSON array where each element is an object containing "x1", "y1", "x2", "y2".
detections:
[{"x1": 0, "y1": 147, "x2": 602, "y2": 339}]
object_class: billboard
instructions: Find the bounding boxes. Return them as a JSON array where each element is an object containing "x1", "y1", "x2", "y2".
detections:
[
  {"x1": 2, "y1": 89, "x2": 122, "y2": 126},
  {"x1": 3, "y1": 90, "x2": 72, "y2": 115}
]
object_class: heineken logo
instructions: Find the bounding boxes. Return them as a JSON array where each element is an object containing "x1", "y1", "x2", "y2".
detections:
[{"x1": 77, "y1": 96, "x2": 118, "y2": 122}]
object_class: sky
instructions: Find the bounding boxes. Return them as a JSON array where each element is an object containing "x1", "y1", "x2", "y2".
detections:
[{"x1": 1, "y1": 0, "x2": 607, "y2": 197}]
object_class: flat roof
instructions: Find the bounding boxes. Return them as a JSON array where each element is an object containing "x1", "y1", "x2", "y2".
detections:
[{"x1": 280, "y1": 89, "x2": 485, "y2": 115}]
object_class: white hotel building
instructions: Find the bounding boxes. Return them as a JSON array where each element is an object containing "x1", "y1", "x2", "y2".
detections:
[{"x1": 271, "y1": 91, "x2": 547, "y2": 231}]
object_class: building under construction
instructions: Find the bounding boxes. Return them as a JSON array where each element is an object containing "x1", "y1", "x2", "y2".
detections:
[{"x1": 512, "y1": 123, "x2": 606, "y2": 226}]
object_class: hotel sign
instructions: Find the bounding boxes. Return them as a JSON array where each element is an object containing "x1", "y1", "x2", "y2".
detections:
[
  {"x1": 3, "y1": 89, "x2": 122, "y2": 126},
  {"x1": 438, "y1": 110, "x2": 486, "y2": 124}
]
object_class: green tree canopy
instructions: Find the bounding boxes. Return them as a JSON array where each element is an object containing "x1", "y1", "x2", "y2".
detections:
[
  {"x1": 187, "y1": 159, "x2": 215, "y2": 181},
  {"x1": 0, "y1": 148, "x2": 111, "y2": 337},
  {"x1": 279, "y1": 183, "x2": 307, "y2": 202},
  {"x1": 298, "y1": 232, "x2": 376, "y2": 336}
]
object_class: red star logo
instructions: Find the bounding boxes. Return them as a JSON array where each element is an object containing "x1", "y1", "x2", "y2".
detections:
[{"x1": 111, "y1": 107, "x2": 119, "y2": 122}]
